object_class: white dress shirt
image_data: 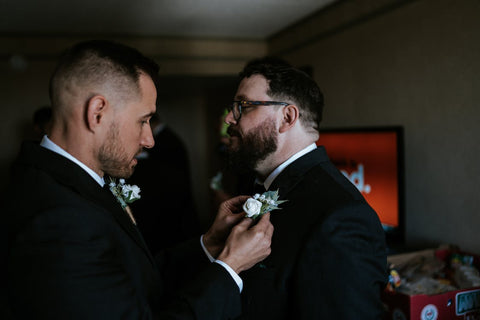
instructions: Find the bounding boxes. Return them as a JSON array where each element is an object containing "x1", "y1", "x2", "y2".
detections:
[
  {"x1": 260, "y1": 143, "x2": 317, "y2": 190},
  {"x1": 41, "y1": 135, "x2": 105, "y2": 187},
  {"x1": 200, "y1": 236, "x2": 243, "y2": 291}
]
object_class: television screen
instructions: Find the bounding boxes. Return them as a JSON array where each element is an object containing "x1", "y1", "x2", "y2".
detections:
[{"x1": 317, "y1": 126, "x2": 404, "y2": 245}]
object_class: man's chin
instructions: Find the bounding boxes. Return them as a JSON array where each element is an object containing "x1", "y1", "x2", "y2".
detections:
[
  {"x1": 106, "y1": 167, "x2": 135, "y2": 180},
  {"x1": 126, "y1": 166, "x2": 136, "y2": 178},
  {"x1": 131, "y1": 158, "x2": 138, "y2": 167}
]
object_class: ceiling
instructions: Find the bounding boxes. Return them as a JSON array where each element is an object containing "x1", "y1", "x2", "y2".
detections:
[{"x1": 0, "y1": 0, "x2": 336, "y2": 39}]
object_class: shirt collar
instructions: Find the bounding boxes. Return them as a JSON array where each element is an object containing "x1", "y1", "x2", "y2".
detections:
[
  {"x1": 260, "y1": 143, "x2": 317, "y2": 190},
  {"x1": 40, "y1": 135, "x2": 105, "y2": 187}
]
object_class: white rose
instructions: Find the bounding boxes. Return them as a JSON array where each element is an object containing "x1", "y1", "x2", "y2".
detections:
[
  {"x1": 122, "y1": 184, "x2": 141, "y2": 201},
  {"x1": 243, "y1": 198, "x2": 263, "y2": 218}
]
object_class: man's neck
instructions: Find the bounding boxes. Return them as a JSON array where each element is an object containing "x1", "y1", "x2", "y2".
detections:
[
  {"x1": 41, "y1": 135, "x2": 105, "y2": 187},
  {"x1": 255, "y1": 143, "x2": 317, "y2": 189},
  {"x1": 49, "y1": 126, "x2": 103, "y2": 178}
]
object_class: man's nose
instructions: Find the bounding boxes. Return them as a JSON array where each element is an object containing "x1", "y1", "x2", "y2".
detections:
[
  {"x1": 224, "y1": 110, "x2": 237, "y2": 125},
  {"x1": 141, "y1": 126, "x2": 155, "y2": 149}
]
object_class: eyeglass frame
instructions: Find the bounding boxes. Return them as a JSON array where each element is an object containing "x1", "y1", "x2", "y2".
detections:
[{"x1": 228, "y1": 100, "x2": 290, "y2": 121}]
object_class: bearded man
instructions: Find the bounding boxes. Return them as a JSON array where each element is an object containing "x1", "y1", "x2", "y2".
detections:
[
  {"x1": 224, "y1": 57, "x2": 387, "y2": 319},
  {"x1": 3, "y1": 40, "x2": 273, "y2": 320}
]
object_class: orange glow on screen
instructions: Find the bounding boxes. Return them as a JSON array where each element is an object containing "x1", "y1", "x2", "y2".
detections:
[{"x1": 317, "y1": 131, "x2": 399, "y2": 228}]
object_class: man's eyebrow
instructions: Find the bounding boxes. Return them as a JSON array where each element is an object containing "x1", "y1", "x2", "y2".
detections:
[
  {"x1": 235, "y1": 95, "x2": 248, "y2": 100},
  {"x1": 141, "y1": 112, "x2": 156, "y2": 119}
]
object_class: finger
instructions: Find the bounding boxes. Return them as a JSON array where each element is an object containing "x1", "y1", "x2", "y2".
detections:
[
  {"x1": 254, "y1": 212, "x2": 271, "y2": 227},
  {"x1": 265, "y1": 221, "x2": 274, "y2": 238},
  {"x1": 229, "y1": 195, "x2": 251, "y2": 206},
  {"x1": 253, "y1": 213, "x2": 274, "y2": 235},
  {"x1": 225, "y1": 212, "x2": 247, "y2": 224},
  {"x1": 231, "y1": 196, "x2": 252, "y2": 212},
  {"x1": 235, "y1": 195, "x2": 252, "y2": 202},
  {"x1": 223, "y1": 195, "x2": 250, "y2": 213},
  {"x1": 234, "y1": 217, "x2": 254, "y2": 231}
]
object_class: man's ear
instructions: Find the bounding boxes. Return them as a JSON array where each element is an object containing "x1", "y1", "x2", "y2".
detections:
[
  {"x1": 279, "y1": 104, "x2": 299, "y2": 133},
  {"x1": 86, "y1": 95, "x2": 108, "y2": 132}
]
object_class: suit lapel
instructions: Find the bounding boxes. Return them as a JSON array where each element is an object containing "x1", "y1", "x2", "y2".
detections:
[
  {"x1": 19, "y1": 142, "x2": 155, "y2": 265},
  {"x1": 270, "y1": 147, "x2": 329, "y2": 198},
  {"x1": 95, "y1": 186, "x2": 157, "y2": 265}
]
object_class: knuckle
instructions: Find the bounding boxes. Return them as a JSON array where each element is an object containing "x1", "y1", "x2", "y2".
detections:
[{"x1": 255, "y1": 230, "x2": 266, "y2": 240}]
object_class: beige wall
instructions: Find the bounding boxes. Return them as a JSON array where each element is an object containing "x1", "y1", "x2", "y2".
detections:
[{"x1": 270, "y1": 0, "x2": 480, "y2": 253}]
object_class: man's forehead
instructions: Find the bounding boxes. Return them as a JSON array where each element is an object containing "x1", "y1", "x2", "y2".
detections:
[{"x1": 235, "y1": 75, "x2": 270, "y2": 100}]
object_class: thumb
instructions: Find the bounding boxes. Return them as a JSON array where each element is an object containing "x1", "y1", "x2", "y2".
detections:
[{"x1": 224, "y1": 195, "x2": 251, "y2": 212}]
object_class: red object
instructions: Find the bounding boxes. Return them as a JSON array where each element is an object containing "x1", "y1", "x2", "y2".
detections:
[
  {"x1": 382, "y1": 249, "x2": 480, "y2": 320},
  {"x1": 316, "y1": 128, "x2": 401, "y2": 229},
  {"x1": 383, "y1": 287, "x2": 480, "y2": 320}
]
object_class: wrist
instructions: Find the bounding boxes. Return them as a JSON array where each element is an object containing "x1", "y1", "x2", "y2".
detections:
[
  {"x1": 217, "y1": 249, "x2": 242, "y2": 274},
  {"x1": 203, "y1": 232, "x2": 222, "y2": 258}
]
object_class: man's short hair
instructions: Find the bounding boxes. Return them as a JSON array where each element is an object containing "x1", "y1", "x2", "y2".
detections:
[
  {"x1": 49, "y1": 40, "x2": 159, "y2": 110},
  {"x1": 239, "y1": 56, "x2": 324, "y2": 132}
]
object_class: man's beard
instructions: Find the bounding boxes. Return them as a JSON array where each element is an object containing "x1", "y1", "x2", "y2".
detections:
[
  {"x1": 226, "y1": 118, "x2": 278, "y2": 174},
  {"x1": 99, "y1": 123, "x2": 140, "y2": 179}
]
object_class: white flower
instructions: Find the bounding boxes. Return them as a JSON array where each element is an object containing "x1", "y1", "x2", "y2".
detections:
[
  {"x1": 108, "y1": 177, "x2": 141, "y2": 208},
  {"x1": 243, "y1": 198, "x2": 263, "y2": 217},
  {"x1": 122, "y1": 184, "x2": 141, "y2": 201},
  {"x1": 242, "y1": 189, "x2": 287, "y2": 220}
]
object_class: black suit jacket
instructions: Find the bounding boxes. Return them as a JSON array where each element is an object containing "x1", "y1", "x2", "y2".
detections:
[
  {"x1": 238, "y1": 147, "x2": 387, "y2": 319},
  {"x1": 3, "y1": 142, "x2": 240, "y2": 320}
]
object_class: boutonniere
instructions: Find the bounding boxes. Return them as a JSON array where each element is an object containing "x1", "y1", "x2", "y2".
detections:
[
  {"x1": 108, "y1": 177, "x2": 141, "y2": 224},
  {"x1": 242, "y1": 189, "x2": 287, "y2": 220}
]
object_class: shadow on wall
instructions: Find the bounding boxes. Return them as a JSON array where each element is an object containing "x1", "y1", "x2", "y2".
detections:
[{"x1": 154, "y1": 75, "x2": 239, "y2": 229}]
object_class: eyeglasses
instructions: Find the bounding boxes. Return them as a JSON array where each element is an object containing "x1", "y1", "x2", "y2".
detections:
[{"x1": 228, "y1": 100, "x2": 289, "y2": 121}]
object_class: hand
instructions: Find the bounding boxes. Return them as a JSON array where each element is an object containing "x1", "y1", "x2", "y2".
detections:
[
  {"x1": 217, "y1": 212, "x2": 274, "y2": 274},
  {"x1": 203, "y1": 195, "x2": 250, "y2": 258}
]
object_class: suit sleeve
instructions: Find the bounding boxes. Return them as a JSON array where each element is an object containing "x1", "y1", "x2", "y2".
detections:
[
  {"x1": 292, "y1": 201, "x2": 388, "y2": 319},
  {"x1": 7, "y1": 206, "x2": 240, "y2": 320},
  {"x1": 155, "y1": 238, "x2": 242, "y2": 320},
  {"x1": 160, "y1": 263, "x2": 241, "y2": 320}
]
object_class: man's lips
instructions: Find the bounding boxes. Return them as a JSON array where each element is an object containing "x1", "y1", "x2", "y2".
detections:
[{"x1": 132, "y1": 150, "x2": 143, "y2": 166}]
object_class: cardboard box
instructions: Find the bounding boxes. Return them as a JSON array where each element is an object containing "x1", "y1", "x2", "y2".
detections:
[{"x1": 382, "y1": 248, "x2": 480, "y2": 320}]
